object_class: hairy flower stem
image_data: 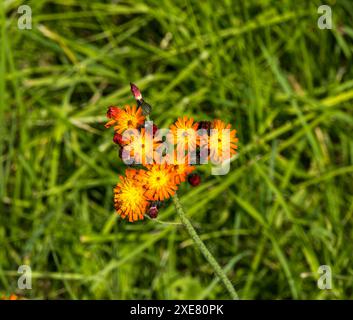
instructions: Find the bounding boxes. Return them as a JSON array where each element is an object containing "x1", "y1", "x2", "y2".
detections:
[{"x1": 172, "y1": 194, "x2": 239, "y2": 300}]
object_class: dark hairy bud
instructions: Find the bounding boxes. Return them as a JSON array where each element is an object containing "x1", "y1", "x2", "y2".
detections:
[
  {"x1": 188, "y1": 173, "x2": 201, "y2": 187},
  {"x1": 148, "y1": 206, "x2": 158, "y2": 218}
]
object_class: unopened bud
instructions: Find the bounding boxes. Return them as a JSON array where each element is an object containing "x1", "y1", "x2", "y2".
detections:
[
  {"x1": 113, "y1": 132, "x2": 125, "y2": 146},
  {"x1": 148, "y1": 206, "x2": 158, "y2": 218},
  {"x1": 130, "y1": 82, "x2": 142, "y2": 101},
  {"x1": 188, "y1": 173, "x2": 201, "y2": 187}
]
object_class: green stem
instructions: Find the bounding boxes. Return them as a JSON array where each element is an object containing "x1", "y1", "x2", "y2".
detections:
[{"x1": 172, "y1": 194, "x2": 239, "y2": 300}]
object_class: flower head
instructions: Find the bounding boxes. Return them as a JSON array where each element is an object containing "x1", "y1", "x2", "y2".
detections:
[
  {"x1": 170, "y1": 116, "x2": 199, "y2": 152},
  {"x1": 107, "y1": 106, "x2": 122, "y2": 119},
  {"x1": 152, "y1": 150, "x2": 195, "y2": 184},
  {"x1": 168, "y1": 153, "x2": 195, "y2": 184},
  {"x1": 124, "y1": 128, "x2": 160, "y2": 165},
  {"x1": 172, "y1": 163, "x2": 195, "y2": 184},
  {"x1": 105, "y1": 105, "x2": 145, "y2": 134},
  {"x1": 137, "y1": 164, "x2": 178, "y2": 201},
  {"x1": 114, "y1": 169, "x2": 149, "y2": 222},
  {"x1": 209, "y1": 120, "x2": 238, "y2": 163}
]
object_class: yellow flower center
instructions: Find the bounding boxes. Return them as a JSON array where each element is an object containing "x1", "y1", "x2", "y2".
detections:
[
  {"x1": 149, "y1": 171, "x2": 169, "y2": 188},
  {"x1": 122, "y1": 184, "x2": 141, "y2": 204}
]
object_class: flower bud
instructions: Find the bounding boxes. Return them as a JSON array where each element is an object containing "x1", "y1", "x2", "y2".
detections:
[
  {"x1": 113, "y1": 132, "x2": 124, "y2": 146},
  {"x1": 148, "y1": 206, "x2": 158, "y2": 218},
  {"x1": 130, "y1": 82, "x2": 142, "y2": 101},
  {"x1": 188, "y1": 173, "x2": 201, "y2": 187}
]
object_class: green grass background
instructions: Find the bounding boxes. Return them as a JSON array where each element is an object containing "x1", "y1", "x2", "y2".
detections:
[{"x1": 1, "y1": 0, "x2": 353, "y2": 299}]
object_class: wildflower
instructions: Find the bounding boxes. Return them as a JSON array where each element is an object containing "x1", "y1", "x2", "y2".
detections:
[
  {"x1": 105, "y1": 106, "x2": 123, "y2": 128},
  {"x1": 107, "y1": 106, "x2": 122, "y2": 119},
  {"x1": 209, "y1": 120, "x2": 238, "y2": 163},
  {"x1": 114, "y1": 169, "x2": 149, "y2": 222},
  {"x1": 123, "y1": 128, "x2": 159, "y2": 165},
  {"x1": 105, "y1": 83, "x2": 239, "y2": 224},
  {"x1": 169, "y1": 154, "x2": 195, "y2": 184},
  {"x1": 188, "y1": 173, "x2": 201, "y2": 186},
  {"x1": 106, "y1": 105, "x2": 145, "y2": 134},
  {"x1": 170, "y1": 116, "x2": 199, "y2": 152},
  {"x1": 138, "y1": 164, "x2": 178, "y2": 201},
  {"x1": 172, "y1": 163, "x2": 195, "y2": 184}
]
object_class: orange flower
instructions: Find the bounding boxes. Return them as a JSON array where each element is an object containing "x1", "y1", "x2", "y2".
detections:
[
  {"x1": 171, "y1": 163, "x2": 195, "y2": 184},
  {"x1": 114, "y1": 169, "x2": 149, "y2": 222},
  {"x1": 209, "y1": 120, "x2": 238, "y2": 163},
  {"x1": 115, "y1": 105, "x2": 145, "y2": 134},
  {"x1": 161, "y1": 151, "x2": 195, "y2": 184},
  {"x1": 170, "y1": 116, "x2": 199, "y2": 152},
  {"x1": 137, "y1": 164, "x2": 178, "y2": 201},
  {"x1": 105, "y1": 105, "x2": 145, "y2": 133},
  {"x1": 105, "y1": 106, "x2": 123, "y2": 128},
  {"x1": 124, "y1": 128, "x2": 160, "y2": 165}
]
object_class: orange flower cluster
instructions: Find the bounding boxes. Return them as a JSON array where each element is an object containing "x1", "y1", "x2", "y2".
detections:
[{"x1": 105, "y1": 85, "x2": 238, "y2": 222}]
